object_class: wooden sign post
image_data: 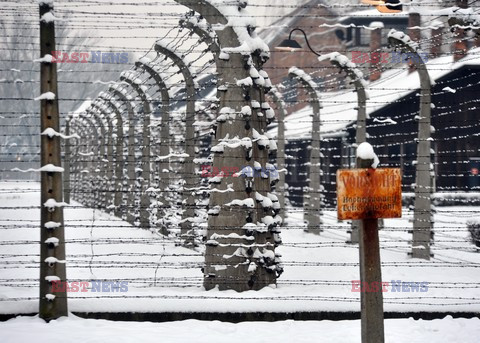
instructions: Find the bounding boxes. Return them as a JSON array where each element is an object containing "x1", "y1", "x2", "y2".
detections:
[{"x1": 337, "y1": 161, "x2": 401, "y2": 343}]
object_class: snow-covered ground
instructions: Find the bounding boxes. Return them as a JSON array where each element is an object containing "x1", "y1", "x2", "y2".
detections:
[
  {"x1": 1, "y1": 314, "x2": 480, "y2": 343},
  {"x1": 1, "y1": 181, "x2": 479, "y2": 315}
]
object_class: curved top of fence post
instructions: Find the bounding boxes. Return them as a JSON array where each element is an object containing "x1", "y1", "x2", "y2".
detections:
[
  {"x1": 174, "y1": 0, "x2": 236, "y2": 46},
  {"x1": 154, "y1": 43, "x2": 196, "y2": 95},
  {"x1": 71, "y1": 112, "x2": 99, "y2": 145},
  {"x1": 90, "y1": 102, "x2": 114, "y2": 129},
  {"x1": 135, "y1": 60, "x2": 170, "y2": 95},
  {"x1": 318, "y1": 52, "x2": 367, "y2": 144},
  {"x1": 85, "y1": 106, "x2": 107, "y2": 147},
  {"x1": 180, "y1": 15, "x2": 220, "y2": 59},
  {"x1": 98, "y1": 92, "x2": 124, "y2": 123},
  {"x1": 119, "y1": 71, "x2": 153, "y2": 114},
  {"x1": 269, "y1": 86, "x2": 286, "y2": 112},
  {"x1": 288, "y1": 66, "x2": 321, "y2": 113},
  {"x1": 108, "y1": 83, "x2": 135, "y2": 113},
  {"x1": 134, "y1": 59, "x2": 171, "y2": 115},
  {"x1": 387, "y1": 29, "x2": 431, "y2": 90}
]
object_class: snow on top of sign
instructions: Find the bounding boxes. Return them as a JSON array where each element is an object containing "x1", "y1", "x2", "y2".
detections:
[{"x1": 356, "y1": 142, "x2": 380, "y2": 168}]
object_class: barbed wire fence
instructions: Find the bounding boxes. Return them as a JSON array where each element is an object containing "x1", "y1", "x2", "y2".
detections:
[{"x1": 1, "y1": 0, "x2": 480, "y2": 320}]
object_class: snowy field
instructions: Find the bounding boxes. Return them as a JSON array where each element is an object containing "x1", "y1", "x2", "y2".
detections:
[
  {"x1": 1, "y1": 314, "x2": 480, "y2": 343},
  {"x1": 1, "y1": 181, "x2": 480, "y2": 316}
]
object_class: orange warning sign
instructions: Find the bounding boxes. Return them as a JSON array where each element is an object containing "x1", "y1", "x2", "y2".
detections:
[{"x1": 337, "y1": 168, "x2": 402, "y2": 220}]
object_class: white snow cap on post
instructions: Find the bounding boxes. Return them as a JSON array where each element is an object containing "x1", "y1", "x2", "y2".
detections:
[
  {"x1": 387, "y1": 29, "x2": 419, "y2": 51},
  {"x1": 356, "y1": 142, "x2": 380, "y2": 168}
]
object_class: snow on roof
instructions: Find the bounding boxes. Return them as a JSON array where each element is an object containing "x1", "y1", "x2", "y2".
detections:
[
  {"x1": 269, "y1": 47, "x2": 480, "y2": 140},
  {"x1": 339, "y1": 9, "x2": 408, "y2": 22}
]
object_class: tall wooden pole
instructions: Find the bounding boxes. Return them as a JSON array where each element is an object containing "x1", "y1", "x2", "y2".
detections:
[
  {"x1": 357, "y1": 156, "x2": 384, "y2": 343},
  {"x1": 39, "y1": 0, "x2": 68, "y2": 321},
  {"x1": 63, "y1": 115, "x2": 71, "y2": 204}
]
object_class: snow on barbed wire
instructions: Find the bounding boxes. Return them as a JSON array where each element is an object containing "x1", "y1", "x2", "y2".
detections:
[
  {"x1": 40, "y1": 11, "x2": 63, "y2": 23},
  {"x1": 33, "y1": 54, "x2": 53, "y2": 63},
  {"x1": 44, "y1": 256, "x2": 65, "y2": 264},
  {"x1": 155, "y1": 38, "x2": 198, "y2": 77},
  {"x1": 233, "y1": 166, "x2": 254, "y2": 178},
  {"x1": 373, "y1": 118, "x2": 397, "y2": 125},
  {"x1": 110, "y1": 83, "x2": 133, "y2": 100},
  {"x1": 120, "y1": 70, "x2": 143, "y2": 85},
  {"x1": 183, "y1": 14, "x2": 216, "y2": 40},
  {"x1": 41, "y1": 128, "x2": 80, "y2": 140},
  {"x1": 34, "y1": 92, "x2": 55, "y2": 101},
  {"x1": 45, "y1": 237, "x2": 59, "y2": 247},
  {"x1": 45, "y1": 221, "x2": 61, "y2": 229},
  {"x1": 44, "y1": 275, "x2": 60, "y2": 282},
  {"x1": 213, "y1": 136, "x2": 252, "y2": 151},
  {"x1": 387, "y1": 29, "x2": 419, "y2": 51},
  {"x1": 208, "y1": 0, "x2": 269, "y2": 57},
  {"x1": 317, "y1": 52, "x2": 367, "y2": 87},
  {"x1": 236, "y1": 76, "x2": 253, "y2": 87},
  {"x1": 225, "y1": 198, "x2": 255, "y2": 208},
  {"x1": 443, "y1": 86, "x2": 456, "y2": 94},
  {"x1": 11, "y1": 164, "x2": 64, "y2": 173},
  {"x1": 155, "y1": 153, "x2": 189, "y2": 161},
  {"x1": 252, "y1": 128, "x2": 269, "y2": 150},
  {"x1": 288, "y1": 66, "x2": 324, "y2": 99},
  {"x1": 43, "y1": 199, "x2": 69, "y2": 209}
]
